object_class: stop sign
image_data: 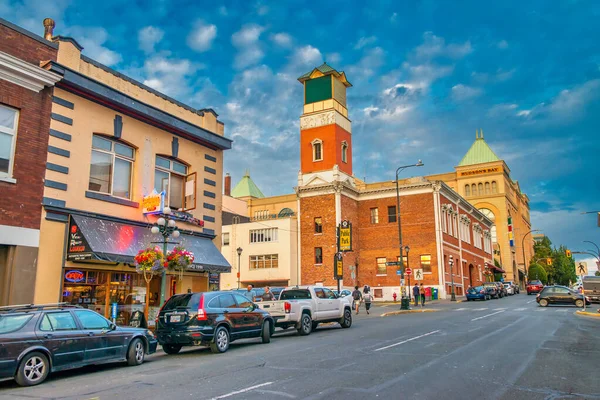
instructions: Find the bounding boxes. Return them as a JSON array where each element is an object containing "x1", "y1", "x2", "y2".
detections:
[{"x1": 405, "y1": 268, "x2": 412, "y2": 276}]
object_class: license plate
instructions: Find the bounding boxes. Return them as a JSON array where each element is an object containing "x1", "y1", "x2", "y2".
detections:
[{"x1": 170, "y1": 315, "x2": 181, "y2": 323}]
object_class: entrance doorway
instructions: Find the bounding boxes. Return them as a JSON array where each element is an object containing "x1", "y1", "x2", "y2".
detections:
[{"x1": 468, "y1": 264, "x2": 475, "y2": 286}]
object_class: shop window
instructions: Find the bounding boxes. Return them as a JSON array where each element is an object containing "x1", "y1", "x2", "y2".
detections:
[
  {"x1": 341, "y1": 141, "x2": 348, "y2": 163},
  {"x1": 154, "y1": 155, "x2": 196, "y2": 211},
  {"x1": 485, "y1": 182, "x2": 490, "y2": 194},
  {"x1": 74, "y1": 310, "x2": 110, "y2": 329},
  {"x1": 465, "y1": 184, "x2": 470, "y2": 196},
  {"x1": 0, "y1": 104, "x2": 19, "y2": 179},
  {"x1": 421, "y1": 255, "x2": 432, "y2": 273},
  {"x1": 89, "y1": 135, "x2": 134, "y2": 199},
  {"x1": 388, "y1": 206, "x2": 397, "y2": 223},
  {"x1": 312, "y1": 139, "x2": 323, "y2": 161},
  {"x1": 370, "y1": 208, "x2": 379, "y2": 224},
  {"x1": 222, "y1": 232, "x2": 230, "y2": 246},
  {"x1": 314, "y1": 217, "x2": 323, "y2": 233},
  {"x1": 315, "y1": 247, "x2": 323, "y2": 264},
  {"x1": 376, "y1": 257, "x2": 387, "y2": 275},
  {"x1": 492, "y1": 181, "x2": 498, "y2": 194}
]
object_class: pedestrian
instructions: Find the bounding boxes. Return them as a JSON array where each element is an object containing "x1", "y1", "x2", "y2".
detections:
[
  {"x1": 352, "y1": 285, "x2": 362, "y2": 314},
  {"x1": 419, "y1": 283, "x2": 425, "y2": 306},
  {"x1": 244, "y1": 284, "x2": 254, "y2": 301},
  {"x1": 262, "y1": 286, "x2": 274, "y2": 301},
  {"x1": 363, "y1": 288, "x2": 373, "y2": 314},
  {"x1": 413, "y1": 283, "x2": 420, "y2": 306}
]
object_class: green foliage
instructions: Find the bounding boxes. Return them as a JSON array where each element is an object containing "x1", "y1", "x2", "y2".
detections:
[
  {"x1": 551, "y1": 245, "x2": 577, "y2": 285},
  {"x1": 595, "y1": 270, "x2": 600, "y2": 277},
  {"x1": 494, "y1": 259, "x2": 502, "y2": 268},
  {"x1": 528, "y1": 263, "x2": 548, "y2": 284}
]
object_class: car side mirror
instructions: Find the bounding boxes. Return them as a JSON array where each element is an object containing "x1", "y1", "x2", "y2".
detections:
[{"x1": 110, "y1": 323, "x2": 117, "y2": 331}]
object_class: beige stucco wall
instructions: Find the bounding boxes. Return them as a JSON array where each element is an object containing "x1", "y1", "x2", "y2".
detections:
[
  {"x1": 34, "y1": 215, "x2": 66, "y2": 303},
  {"x1": 247, "y1": 194, "x2": 297, "y2": 219},
  {"x1": 223, "y1": 195, "x2": 248, "y2": 216}
]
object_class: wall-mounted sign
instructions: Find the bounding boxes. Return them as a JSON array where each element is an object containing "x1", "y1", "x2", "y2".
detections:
[
  {"x1": 67, "y1": 217, "x2": 92, "y2": 261},
  {"x1": 338, "y1": 220, "x2": 352, "y2": 252},
  {"x1": 65, "y1": 270, "x2": 85, "y2": 283},
  {"x1": 168, "y1": 210, "x2": 204, "y2": 227},
  {"x1": 333, "y1": 252, "x2": 343, "y2": 280},
  {"x1": 459, "y1": 167, "x2": 500, "y2": 177},
  {"x1": 142, "y1": 190, "x2": 165, "y2": 214}
]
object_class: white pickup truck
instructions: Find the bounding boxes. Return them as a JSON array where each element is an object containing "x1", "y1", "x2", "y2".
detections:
[{"x1": 257, "y1": 286, "x2": 353, "y2": 335}]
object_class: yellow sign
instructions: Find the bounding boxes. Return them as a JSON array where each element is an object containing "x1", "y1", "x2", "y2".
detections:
[
  {"x1": 142, "y1": 191, "x2": 164, "y2": 214},
  {"x1": 339, "y1": 220, "x2": 352, "y2": 252},
  {"x1": 460, "y1": 167, "x2": 500, "y2": 177},
  {"x1": 336, "y1": 259, "x2": 343, "y2": 277}
]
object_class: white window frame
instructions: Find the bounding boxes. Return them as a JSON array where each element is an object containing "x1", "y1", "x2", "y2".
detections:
[
  {"x1": 376, "y1": 257, "x2": 387, "y2": 275},
  {"x1": 154, "y1": 155, "x2": 191, "y2": 210},
  {"x1": 370, "y1": 207, "x2": 379, "y2": 224},
  {"x1": 0, "y1": 104, "x2": 19, "y2": 181},
  {"x1": 222, "y1": 232, "x2": 230, "y2": 246},
  {"x1": 341, "y1": 140, "x2": 348, "y2": 163},
  {"x1": 89, "y1": 135, "x2": 135, "y2": 199},
  {"x1": 312, "y1": 139, "x2": 323, "y2": 162},
  {"x1": 249, "y1": 228, "x2": 278, "y2": 244},
  {"x1": 249, "y1": 254, "x2": 279, "y2": 270}
]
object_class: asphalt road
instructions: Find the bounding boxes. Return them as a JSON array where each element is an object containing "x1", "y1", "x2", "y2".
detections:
[{"x1": 1, "y1": 295, "x2": 599, "y2": 400}]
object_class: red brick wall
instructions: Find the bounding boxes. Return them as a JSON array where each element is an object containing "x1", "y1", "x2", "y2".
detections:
[{"x1": 0, "y1": 24, "x2": 57, "y2": 230}]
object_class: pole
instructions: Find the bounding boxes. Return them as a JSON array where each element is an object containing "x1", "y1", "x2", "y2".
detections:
[
  {"x1": 521, "y1": 229, "x2": 539, "y2": 285},
  {"x1": 337, "y1": 227, "x2": 341, "y2": 294},
  {"x1": 450, "y1": 256, "x2": 456, "y2": 301},
  {"x1": 406, "y1": 252, "x2": 411, "y2": 301},
  {"x1": 237, "y1": 252, "x2": 241, "y2": 289},
  {"x1": 395, "y1": 168, "x2": 403, "y2": 297},
  {"x1": 159, "y1": 236, "x2": 168, "y2": 306}
]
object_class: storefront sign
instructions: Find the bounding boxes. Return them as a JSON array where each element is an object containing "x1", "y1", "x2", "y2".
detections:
[
  {"x1": 67, "y1": 218, "x2": 93, "y2": 261},
  {"x1": 64, "y1": 270, "x2": 85, "y2": 283},
  {"x1": 338, "y1": 220, "x2": 352, "y2": 252},
  {"x1": 209, "y1": 273, "x2": 220, "y2": 284},
  {"x1": 459, "y1": 167, "x2": 500, "y2": 177},
  {"x1": 142, "y1": 191, "x2": 165, "y2": 214},
  {"x1": 168, "y1": 210, "x2": 204, "y2": 227}
]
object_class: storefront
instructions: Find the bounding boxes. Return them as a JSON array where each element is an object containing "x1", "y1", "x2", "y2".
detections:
[{"x1": 62, "y1": 214, "x2": 230, "y2": 327}]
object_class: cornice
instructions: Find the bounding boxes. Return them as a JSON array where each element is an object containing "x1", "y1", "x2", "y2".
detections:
[{"x1": 0, "y1": 50, "x2": 61, "y2": 92}]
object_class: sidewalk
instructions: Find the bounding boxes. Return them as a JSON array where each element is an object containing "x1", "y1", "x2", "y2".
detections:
[{"x1": 374, "y1": 298, "x2": 463, "y2": 307}]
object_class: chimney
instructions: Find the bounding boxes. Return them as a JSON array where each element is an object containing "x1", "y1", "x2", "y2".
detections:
[
  {"x1": 43, "y1": 18, "x2": 55, "y2": 41},
  {"x1": 224, "y1": 173, "x2": 231, "y2": 196}
]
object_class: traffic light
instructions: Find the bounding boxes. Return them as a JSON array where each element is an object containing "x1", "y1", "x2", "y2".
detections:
[
  {"x1": 546, "y1": 258, "x2": 552, "y2": 266},
  {"x1": 566, "y1": 249, "x2": 571, "y2": 257}
]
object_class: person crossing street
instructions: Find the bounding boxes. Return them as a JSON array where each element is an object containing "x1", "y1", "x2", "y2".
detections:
[{"x1": 352, "y1": 286, "x2": 362, "y2": 314}]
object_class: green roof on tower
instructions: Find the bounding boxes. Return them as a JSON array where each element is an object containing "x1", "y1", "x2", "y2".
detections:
[
  {"x1": 231, "y1": 171, "x2": 265, "y2": 199},
  {"x1": 458, "y1": 130, "x2": 501, "y2": 166},
  {"x1": 297, "y1": 62, "x2": 352, "y2": 87}
]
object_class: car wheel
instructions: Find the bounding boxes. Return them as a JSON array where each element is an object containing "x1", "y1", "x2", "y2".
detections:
[
  {"x1": 15, "y1": 351, "x2": 49, "y2": 387},
  {"x1": 162, "y1": 344, "x2": 182, "y2": 355},
  {"x1": 539, "y1": 299, "x2": 549, "y2": 307},
  {"x1": 127, "y1": 338, "x2": 145, "y2": 366},
  {"x1": 261, "y1": 320, "x2": 271, "y2": 344},
  {"x1": 210, "y1": 326, "x2": 230, "y2": 354},
  {"x1": 340, "y1": 308, "x2": 352, "y2": 328},
  {"x1": 297, "y1": 313, "x2": 312, "y2": 336},
  {"x1": 575, "y1": 299, "x2": 584, "y2": 308}
]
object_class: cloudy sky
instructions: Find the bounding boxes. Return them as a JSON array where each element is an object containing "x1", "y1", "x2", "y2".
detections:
[{"x1": 3, "y1": 0, "x2": 599, "y2": 260}]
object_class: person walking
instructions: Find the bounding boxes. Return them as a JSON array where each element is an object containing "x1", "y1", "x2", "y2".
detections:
[
  {"x1": 352, "y1": 286, "x2": 362, "y2": 314},
  {"x1": 419, "y1": 283, "x2": 426, "y2": 307},
  {"x1": 412, "y1": 283, "x2": 420, "y2": 306},
  {"x1": 262, "y1": 286, "x2": 274, "y2": 301},
  {"x1": 363, "y1": 288, "x2": 373, "y2": 314}
]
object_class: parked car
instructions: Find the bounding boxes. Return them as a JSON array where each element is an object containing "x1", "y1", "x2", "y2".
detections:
[
  {"x1": 494, "y1": 282, "x2": 507, "y2": 298},
  {"x1": 155, "y1": 291, "x2": 274, "y2": 355},
  {"x1": 0, "y1": 303, "x2": 157, "y2": 386},
  {"x1": 269, "y1": 287, "x2": 285, "y2": 300},
  {"x1": 333, "y1": 289, "x2": 352, "y2": 299},
  {"x1": 536, "y1": 285, "x2": 591, "y2": 307},
  {"x1": 231, "y1": 288, "x2": 264, "y2": 302},
  {"x1": 503, "y1": 283, "x2": 515, "y2": 295},
  {"x1": 527, "y1": 280, "x2": 544, "y2": 295},
  {"x1": 505, "y1": 281, "x2": 520, "y2": 294},
  {"x1": 257, "y1": 286, "x2": 352, "y2": 335},
  {"x1": 482, "y1": 283, "x2": 500, "y2": 299},
  {"x1": 466, "y1": 286, "x2": 489, "y2": 301}
]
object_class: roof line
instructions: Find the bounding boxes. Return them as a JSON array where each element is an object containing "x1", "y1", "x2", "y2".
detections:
[{"x1": 0, "y1": 17, "x2": 58, "y2": 49}]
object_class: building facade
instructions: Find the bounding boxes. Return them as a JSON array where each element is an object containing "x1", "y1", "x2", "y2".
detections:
[{"x1": 0, "y1": 18, "x2": 61, "y2": 306}]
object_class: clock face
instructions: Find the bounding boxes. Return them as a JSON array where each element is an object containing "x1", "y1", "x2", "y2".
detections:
[{"x1": 479, "y1": 208, "x2": 495, "y2": 221}]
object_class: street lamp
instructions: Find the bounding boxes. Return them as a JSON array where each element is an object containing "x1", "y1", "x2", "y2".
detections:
[
  {"x1": 237, "y1": 247, "x2": 243, "y2": 289},
  {"x1": 521, "y1": 229, "x2": 540, "y2": 284},
  {"x1": 449, "y1": 255, "x2": 456, "y2": 301},
  {"x1": 395, "y1": 160, "x2": 424, "y2": 301},
  {"x1": 404, "y1": 245, "x2": 411, "y2": 301},
  {"x1": 583, "y1": 241, "x2": 600, "y2": 260},
  {"x1": 150, "y1": 206, "x2": 180, "y2": 306}
]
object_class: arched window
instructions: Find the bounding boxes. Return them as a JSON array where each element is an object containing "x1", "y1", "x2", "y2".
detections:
[
  {"x1": 478, "y1": 208, "x2": 497, "y2": 243},
  {"x1": 312, "y1": 139, "x2": 323, "y2": 161},
  {"x1": 471, "y1": 184, "x2": 477, "y2": 195},
  {"x1": 478, "y1": 183, "x2": 483, "y2": 195},
  {"x1": 341, "y1": 141, "x2": 348, "y2": 163},
  {"x1": 485, "y1": 182, "x2": 490, "y2": 194},
  {"x1": 465, "y1": 184, "x2": 470, "y2": 196},
  {"x1": 492, "y1": 181, "x2": 497, "y2": 194},
  {"x1": 278, "y1": 207, "x2": 294, "y2": 218}
]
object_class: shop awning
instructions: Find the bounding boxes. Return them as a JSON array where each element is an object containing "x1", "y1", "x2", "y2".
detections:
[
  {"x1": 488, "y1": 264, "x2": 505, "y2": 273},
  {"x1": 67, "y1": 214, "x2": 231, "y2": 273}
]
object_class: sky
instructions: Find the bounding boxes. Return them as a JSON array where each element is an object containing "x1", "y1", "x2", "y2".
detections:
[{"x1": 2, "y1": 0, "x2": 599, "y2": 263}]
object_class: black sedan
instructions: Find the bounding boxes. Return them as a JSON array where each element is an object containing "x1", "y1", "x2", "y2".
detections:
[
  {"x1": 0, "y1": 303, "x2": 157, "y2": 386},
  {"x1": 536, "y1": 285, "x2": 591, "y2": 307}
]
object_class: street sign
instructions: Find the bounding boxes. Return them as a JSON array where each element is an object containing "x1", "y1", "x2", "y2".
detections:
[
  {"x1": 396, "y1": 270, "x2": 402, "y2": 275},
  {"x1": 338, "y1": 220, "x2": 352, "y2": 252},
  {"x1": 386, "y1": 261, "x2": 402, "y2": 266},
  {"x1": 405, "y1": 268, "x2": 412, "y2": 276},
  {"x1": 577, "y1": 261, "x2": 588, "y2": 276},
  {"x1": 333, "y1": 252, "x2": 343, "y2": 279},
  {"x1": 414, "y1": 269, "x2": 423, "y2": 280}
]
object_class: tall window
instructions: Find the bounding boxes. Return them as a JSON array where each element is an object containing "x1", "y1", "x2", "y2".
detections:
[
  {"x1": 314, "y1": 217, "x2": 323, "y2": 233},
  {"x1": 249, "y1": 228, "x2": 278, "y2": 243},
  {"x1": 471, "y1": 184, "x2": 477, "y2": 196},
  {"x1": 312, "y1": 139, "x2": 323, "y2": 161},
  {"x1": 492, "y1": 181, "x2": 498, "y2": 194},
  {"x1": 465, "y1": 184, "x2": 470, "y2": 196},
  {"x1": 341, "y1": 141, "x2": 348, "y2": 163},
  {"x1": 370, "y1": 208, "x2": 379, "y2": 224},
  {"x1": 376, "y1": 257, "x2": 387, "y2": 275},
  {"x1": 315, "y1": 247, "x2": 323, "y2": 264},
  {"x1": 249, "y1": 254, "x2": 278, "y2": 269},
  {"x1": 478, "y1": 183, "x2": 483, "y2": 195},
  {"x1": 485, "y1": 182, "x2": 490, "y2": 194},
  {"x1": 222, "y1": 233, "x2": 230, "y2": 246},
  {"x1": 388, "y1": 206, "x2": 397, "y2": 223},
  {"x1": 89, "y1": 135, "x2": 134, "y2": 199},
  {"x1": 154, "y1": 156, "x2": 187, "y2": 210},
  {"x1": 420, "y1": 255, "x2": 432, "y2": 273},
  {"x1": 0, "y1": 104, "x2": 19, "y2": 179}
]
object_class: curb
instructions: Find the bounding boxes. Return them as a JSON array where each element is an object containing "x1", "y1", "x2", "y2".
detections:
[
  {"x1": 575, "y1": 310, "x2": 600, "y2": 318},
  {"x1": 381, "y1": 309, "x2": 440, "y2": 317}
]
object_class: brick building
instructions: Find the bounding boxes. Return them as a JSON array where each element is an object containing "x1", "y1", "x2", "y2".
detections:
[{"x1": 0, "y1": 18, "x2": 61, "y2": 305}]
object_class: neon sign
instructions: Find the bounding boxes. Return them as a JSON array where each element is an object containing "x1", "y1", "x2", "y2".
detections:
[{"x1": 65, "y1": 270, "x2": 85, "y2": 283}]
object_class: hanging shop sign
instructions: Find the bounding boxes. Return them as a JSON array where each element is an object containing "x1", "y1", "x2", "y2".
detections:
[
  {"x1": 333, "y1": 252, "x2": 343, "y2": 280},
  {"x1": 64, "y1": 270, "x2": 85, "y2": 283},
  {"x1": 167, "y1": 210, "x2": 204, "y2": 227},
  {"x1": 67, "y1": 217, "x2": 93, "y2": 261},
  {"x1": 338, "y1": 220, "x2": 352, "y2": 252},
  {"x1": 142, "y1": 190, "x2": 165, "y2": 215}
]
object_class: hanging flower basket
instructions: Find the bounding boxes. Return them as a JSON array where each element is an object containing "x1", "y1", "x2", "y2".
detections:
[
  {"x1": 166, "y1": 246, "x2": 195, "y2": 280},
  {"x1": 134, "y1": 246, "x2": 165, "y2": 283}
]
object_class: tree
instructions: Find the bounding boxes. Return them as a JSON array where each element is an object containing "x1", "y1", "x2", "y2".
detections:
[
  {"x1": 595, "y1": 270, "x2": 600, "y2": 277},
  {"x1": 528, "y1": 263, "x2": 548, "y2": 284},
  {"x1": 551, "y1": 245, "x2": 576, "y2": 285},
  {"x1": 530, "y1": 236, "x2": 555, "y2": 280}
]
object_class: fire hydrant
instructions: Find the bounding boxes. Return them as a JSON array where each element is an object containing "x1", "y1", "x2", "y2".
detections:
[{"x1": 393, "y1": 292, "x2": 397, "y2": 302}]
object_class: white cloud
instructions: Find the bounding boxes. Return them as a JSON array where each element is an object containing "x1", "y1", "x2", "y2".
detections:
[
  {"x1": 187, "y1": 20, "x2": 217, "y2": 52},
  {"x1": 292, "y1": 45, "x2": 322, "y2": 66},
  {"x1": 64, "y1": 26, "x2": 122, "y2": 66},
  {"x1": 415, "y1": 32, "x2": 473, "y2": 60},
  {"x1": 354, "y1": 36, "x2": 377, "y2": 49},
  {"x1": 451, "y1": 84, "x2": 483, "y2": 101},
  {"x1": 138, "y1": 26, "x2": 164, "y2": 54},
  {"x1": 142, "y1": 56, "x2": 201, "y2": 97},
  {"x1": 326, "y1": 52, "x2": 341, "y2": 64},
  {"x1": 271, "y1": 32, "x2": 292, "y2": 47},
  {"x1": 347, "y1": 47, "x2": 385, "y2": 79},
  {"x1": 232, "y1": 24, "x2": 266, "y2": 69},
  {"x1": 232, "y1": 24, "x2": 265, "y2": 46},
  {"x1": 517, "y1": 110, "x2": 531, "y2": 117}
]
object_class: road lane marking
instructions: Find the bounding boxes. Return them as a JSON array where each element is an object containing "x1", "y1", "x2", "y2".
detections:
[
  {"x1": 374, "y1": 330, "x2": 440, "y2": 352},
  {"x1": 514, "y1": 307, "x2": 527, "y2": 311},
  {"x1": 211, "y1": 382, "x2": 274, "y2": 399},
  {"x1": 527, "y1": 300, "x2": 536, "y2": 304},
  {"x1": 471, "y1": 310, "x2": 505, "y2": 321},
  {"x1": 472, "y1": 308, "x2": 489, "y2": 311},
  {"x1": 536, "y1": 308, "x2": 547, "y2": 311},
  {"x1": 453, "y1": 308, "x2": 468, "y2": 311},
  {"x1": 493, "y1": 308, "x2": 507, "y2": 311}
]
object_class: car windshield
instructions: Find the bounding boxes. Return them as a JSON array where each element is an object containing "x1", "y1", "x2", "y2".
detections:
[
  {"x1": 162, "y1": 294, "x2": 200, "y2": 310},
  {"x1": 468, "y1": 286, "x2": 483, "y2": 292},
  {"x1": 529, "y1": 280, "x2": 542, "y2": 285},
  {"x1": 280, "y1": 289, "x2": 311, "y2": 300},
  {"x1": 0, "y1": 314, "x2": 33, "y2": 334}
]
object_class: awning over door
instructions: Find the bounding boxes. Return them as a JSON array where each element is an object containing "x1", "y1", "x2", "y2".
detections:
[{"x1": 67, "y1": 214, "x2": 231, "y2": 273}]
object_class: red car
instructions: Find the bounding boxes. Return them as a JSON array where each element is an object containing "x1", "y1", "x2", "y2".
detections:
[{"x1": 527, "y1": 280, "x2": 544, "y2": 295}]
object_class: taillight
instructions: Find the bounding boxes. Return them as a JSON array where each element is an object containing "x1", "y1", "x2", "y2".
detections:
[
  {"x1": 284, "y1": 301, "x2": 291, "y2": 314},
  {"x1": 197, "y1": 294, "x2": 207, "y2": 321}
]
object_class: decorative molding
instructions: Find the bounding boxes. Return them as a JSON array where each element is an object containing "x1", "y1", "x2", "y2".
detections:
[
  {"x1": 204, "y1": 178, "x2": 216, "y2": 187},
  {"x1": 203, "y1": 202, "x2": 216, "y2": 210},
  {"x1": 0, "y1": 50, "x2": 61, "y2": 92},
  {"x1": 46, "y1": 162, "x2": 69, "y2": 174},
  {"x1": 300, "y1": 110, "x2": 352, "y2": 133},
  {"x1": 205, "y1": 154, "x2": 217, "y2": 162},
  {"x1": 48, "y1": 145, "x2": 70, "y2": 158},
  {"x1": 204, "y1": 166, "x2": 216, "y2": 175},
  {"x1": 85, "y1": 191, "x2": 139, "y2": 208},
  {"x1": 51, "y1": 113, "x2": 73, "y2": 126},
  {"x1": 52, "y1": 96, "x2": 74, "y2": 109},
  {"x1": 114, "y1": 114, "x2": 123, "y2": 138},
  {"x1": 49, "y1": 129, "x2": 71, "y2": 142},
  {"x1": 42, "y1": 197, "x2": 66, "y2": 207},
  {"x1": 45, "y1": 179, "x2": 67, "y2": 191}
]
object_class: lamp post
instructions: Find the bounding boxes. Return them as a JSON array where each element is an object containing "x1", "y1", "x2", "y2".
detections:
[
  {"x1": 449, "y1": 255, "x2": 456, "y2": 301},
  {"x1": 395, "y1": 160, "x2": 424, "y2": 299},
  {"x1": 150, "y1": 207, "x2": 180, "y2": 306},
  {"x1": 236, "y1": 247, "x2": 243, "y2": 289},
  {"x1": 583, "y1": 241, "x2": 600, "y2": 260},
  {"x1": 404, "y1": 245, "x2": 411, "y2": 301},
  {"x1": 521, "y1": 229, "x2": 540, "y2": 284}
]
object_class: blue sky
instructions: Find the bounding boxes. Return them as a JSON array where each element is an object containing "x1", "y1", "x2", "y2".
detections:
[{"x1": 3, "y1": 0, "x2": 599, "y2": 267}]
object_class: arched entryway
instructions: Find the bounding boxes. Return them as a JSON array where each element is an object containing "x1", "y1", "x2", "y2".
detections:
[{"x1": 468, "y1": 264, "x2": 475, "y2": 286}]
